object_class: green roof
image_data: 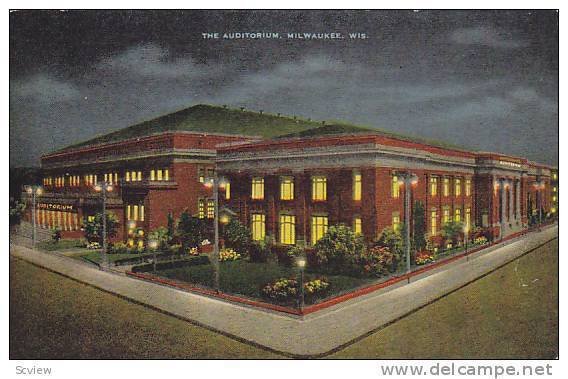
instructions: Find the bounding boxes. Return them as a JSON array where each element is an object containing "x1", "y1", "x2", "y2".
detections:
[
  {"x1": 56, "y1": 103, "x2": 472, "y2": 154},
  {"x1": 58, "y1": 104, "x2": 325, "y2": 152}
]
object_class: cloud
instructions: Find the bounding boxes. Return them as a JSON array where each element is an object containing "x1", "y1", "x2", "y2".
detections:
[
  {"x1": 449, "y1": 26, "x2": 526, "y2": 48},
  {"x1": 11, "y1": 74, "x2": 82, "y2": 104}
]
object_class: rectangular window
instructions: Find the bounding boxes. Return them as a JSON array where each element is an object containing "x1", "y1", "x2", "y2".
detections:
[
  {"x1": 392, "y1": 212, "x2": 401, "y2": 233},
  {"x1": 392, "y1": 175, "x2": 400, "y2": 198},
  {"x1": 164, "y1": 169, "x2": 169, "y2": 181},
  {"x1": 126, "y1": 205, "x2": 131, "y2": 221},
  {"x1": 225, "y1": 182, "x2": 231, "y2": 200},
  {"x1": 465, "y1": 179, "x2": 471, "y2": 197},
  {"x1": 465, "y1": 208, "x2": 471, "y2": 231},
  {"x1": 311, "y1": 216, "x2": 328, "y2": 245},
  {"x1": 353, "y1": 217, "x2": 362, "y2": 235},
  {"x1": 125, "y1": 172, "x2": 130, "y2": 182},
  {"x1": 251, "y1": 214, "x2": 266, "y2": 241},
  {"x1": 200, "y1": 200, "x2": 207, "y2": 219},
  {"x1": 430, "y1": 177, "x2": 438, "y2": 196},
  {"x1": 252, "y1": 177, "x2": 265, "y2": 200},
  {"x1": 431, "y1": 210, "x2": 437, "y2": 236},
  {"x1": 150, "y1": 170, "x2": 155, "y2": 181},
  {"x1": 455, "y1": 208, "x2": 461, "y2": 222},
  {"x1": 133, "y1": 205, "x2": 139, "y2": 221},
  {"x1": 114, "y1": 173, "x2": 118, "y2": 184},
  {"x1": 353, "y1": 172, "x2": 362, "y2": 201},
  {"x1": 279, "y1": 215, "x2": 296, "y2": 245},
  {"x1": 280, "y1": 176, "x2": 294, "y2": 200},
  {"x1": 312, "y1": 176, "x2": 327, "y2": 201},
  {"x1": 140, "y1": 205, "x2": 145, "y2": 222},
  {"x1": 455, "y1": 178, "x2": 461, "y2": 197},
  {"x1": 443, "y1": 207, "x2": 450, "y2": 224},
  {"x1": 137, "y1": 171, "x2": 142, "y2": 181},
  {"x1": 157, "y1": 169, "x2": 163, "y2": 181},
  {"x1": 443, "y1": 178, "x2": 450, "y2": 197},
  {"x1": 207, "y1": 199, "x2": 215, "y2": 219},
  {"x1": 198, "y1": 168, "x2": 205, "y2": 183}
]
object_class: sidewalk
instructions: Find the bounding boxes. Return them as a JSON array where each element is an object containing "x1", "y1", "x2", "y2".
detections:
[{"x1": 9, "y1": 225, "x2": 558, "y2": 357}]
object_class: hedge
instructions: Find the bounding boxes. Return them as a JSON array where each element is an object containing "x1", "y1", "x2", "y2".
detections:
[{"x1": 131, "y1": 255, "x2": 210, "y2": 273}]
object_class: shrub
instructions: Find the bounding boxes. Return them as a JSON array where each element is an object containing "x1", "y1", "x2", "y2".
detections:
[
  {"x1": 86, "y1": 241, "x2": 101, "y2": 250},
  {"x1": 360, "y1": 246, "x2": 396, "y2": 277},
  {"x1": 473, "y1": 236, "x2": 488, "y2": 245},
  {"x1": 176, "y1": 211, "x2": 206, "y2": 250},
  {"x1": 261, "y1": 277, "x2": 330, "y2": 303},
  {"x1": 374, "y1": 227, "x2": 404, "y2": 263},
  {"x1": 110, "y1": 242, "x2": 128, "y2": 254},
  {"x1": 415, "y1": 251, "x2": 435, "y2": 265},
  {"x1": 441, "y1": 220, "x2": 464, "y2": 245},
  {"x1": 9, "y1": 198, "x2": 26, "y2": 227},
  {"x1": 413, "y1": 201, "x2": 427, "y2": 252},
  {"x1": 271, "y1": 244, "x2": 293, "y2": 265},
  {"x1": 219, "y1": 248, "x2": 241, "y2": 262},
  {"x1": 51, "y1": 228, "x2": 62, "y2": 243},
  {"x1": 168, "y1": 244, "x2": 182, "y2": 255},
  {"x1": 314, "y1": 224, "x2": 366, "y2": 273},
  {"x1": 131, "y1": 255, "x2": 210, "y2": 273},
  {"x1": 249, "y1": 241, "x2": 269, "y2": 263},
  {"x1": 148, "y1": 227, "x2": 170, "y2": 251},
  {"x1": 261, "y1": 278, "x2": 298, "y2": 302},
  {"x1": 83, "y1": 213, "x2": 119, "y2": 243}
]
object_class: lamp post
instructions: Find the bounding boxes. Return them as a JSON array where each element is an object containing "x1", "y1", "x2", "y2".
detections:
[
  {"x1": 398, "y1": 172, "x2": 418, "y2": 280},
  {"x1": 296, "y1": 257, "x2": 306, "y2": 312},
  {"x1": 534, "y1": 180, "x2": 545, "y2": 229},
  {"x1": 25, "y1": 185, "x2": 42, "y2": 249},
  {"x1": 203, "y1": 174, "x2": 228, "y2": 293},
  {"x1": 148, "y1": 239, "x2": 158, "y2": 273},
  {"x1": 94, "y1": 181, "x2": 113, "y2": 269}
]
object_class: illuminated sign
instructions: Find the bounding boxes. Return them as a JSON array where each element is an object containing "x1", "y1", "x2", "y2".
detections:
[
  {"x1": 38, "y1": 203, "x2": 74, "y2": 211},
  {"x1": 498, "y1": 160, "x2": 522, "y2": 169}
]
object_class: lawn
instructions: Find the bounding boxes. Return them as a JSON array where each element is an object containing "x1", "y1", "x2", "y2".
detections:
[
  {"x1": 37, "y1": 238, "x2": 85, "y2": 251},
  {"x1": 9, "y1": 238, "x2": 557, "y2": 358},
  {"x1": 155, "y1": 259, "x2": 373, "y2": 305}
]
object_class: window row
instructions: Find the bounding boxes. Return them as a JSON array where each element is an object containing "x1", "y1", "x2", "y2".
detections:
[
  {"x1": 250, "y1": 213, "x2": 363, "y2": 245},
  {"x1": 42, "y1": 168, "x2": 172, "y2": 187},
  {"x1": 126, "y1": 204, "x2": 145, "y2": 221},
  {"x1": 250, "y1": 173, "x2": 363, "y2": 202}
]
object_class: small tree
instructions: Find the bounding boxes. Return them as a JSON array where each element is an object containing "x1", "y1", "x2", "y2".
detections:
[
  {"x1": 223, "y1": 219, "x2": 252, "y2": 253},
  {"x1": 314, "y1": 224, "x2": 366, "y2": 274},
  {"x1": 176, "y1": 210, "x2": 206, "y2": 251},
  {"x1": 166, "y1": 212, "x2": 175, "y2": 243},
  {"x1": 83, "y1": 213, "x2": 119, "y2": 244},
  {"x1": 413, "y1": 201, "x2": 427, "y2": 252},
  {"x1": 52, "y1": 228, "x2": 62, "y2": 243}
]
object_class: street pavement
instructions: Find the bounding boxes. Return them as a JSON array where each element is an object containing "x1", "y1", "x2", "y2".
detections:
[{"x1": 9, "y1": 225, "x2": 558, "y2": 357}]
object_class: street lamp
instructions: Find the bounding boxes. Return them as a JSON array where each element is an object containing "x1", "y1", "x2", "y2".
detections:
[
  {"x1": 203, "y1": 174, "x2": 228, "y2": 293},
  {"x1": 296, "y1": 257, "x2": 307, "y2": 311},
  {"x1": 148, "y1": 239, "x2": 158, "y2": 273},
  {"x1": 94, "y1": 181, "x2": 113, "y2": 269},
  {"x1": 25, "y1": 185, "x2": 42, "y2": 249},
  {"x1": 398, "y1": 172, "x2": 418, "y2": 280}
]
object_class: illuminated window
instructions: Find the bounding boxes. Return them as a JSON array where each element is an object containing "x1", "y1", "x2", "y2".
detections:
[
  {"x1": 198, "y1": 168, "x2": 205, "y2": 183},
  {"x1": 455, "y1": 178, "x2": 461, "y2": 197},
  {"x1": 455, "y1": 208, "x2": 461, "y2": 222},
  {"x1": 430, "y1": 177, "x2": 438, "y2": 196},
  {"x1": 465, "y1": 179, "x2": 472, "y2": 197},
  {"x1": 125, "y1": 172, "x2": 130, "y2": 182},
  {"x1": 126, "y1": 204, "x2": 144, "y2": 221},
  {"x1": 280, "y1": 176, "x2": 294, "y2": 200},
  {"x1": 140, "y1": 205, "x2": 145, "y2": 221},
  {"x1": 207, "y1": 199, "x2": 215, "y2": 219},
  {"x1": 431, "y1": 210, "x2": 437, "y2": 236},
  {"x1": 157, "y1": 169, "x2": 163, "y2": 181},
  {"x1": 150, "y1": 170, "x2": 155, "y2": 181},
  {"x1": 312, "y1": 176, "x2": 327, "y2": 201},
  {"x1": 279, "y1": 214, "x2": 296, "y2": 245},
  {"x1": 198, "y1": 199, "x2": 205, "y2": 219},
  {"x1": 137, "y1": 171, "x2": 142, "y2": 181},
  {"x1": 465, "y1": 208, "x2": 471, "y2": 231},
  {"x1": 353, "y1": 172, "x2": 362, "y2": 201},
  {"x1": 392, "y1": 175, "x2": 400, "y2": 198},
  {"x1": 133, "y1": 205, "x2": 139, "y2": 221},
  {"x1": 252, "y1": 177, "x2": 264, "y2": 200},
  {"x1": 443, "y1": 178, "x2": 450, "y2": 197},
  {"x1": 553, "y1": 173, "x2": 557, "y2": 180},
  {"x1": 225, "y1": 182, "x2": 231, "y2": 200},
  {"x1": 553, "y1": 196, "x2": 557, "y2": 202},
  {"x1": 353, "y1": 217, "x2": 362, "y2": 235},
  {"x1": 311, "y1": 216, "x2": 328, "y2": 245},
  {"x1": 553, "y1": 187, "x2": 557, "y2": 192},
  {"x1": 443, "y1": 207, "x2": 450, "y2": 224},
  {"x1": 251, "y1": 213, "x2": 266, "y2": 241},
  {"x1": 114, "y1": 173, "x2": 118, "y2": 184},
  {"x1": 392, "y1": 212, "x2": 401, "y2": 233},
  {"x1": 164, "y1": 169, "x2": 169, "y2": 181}
]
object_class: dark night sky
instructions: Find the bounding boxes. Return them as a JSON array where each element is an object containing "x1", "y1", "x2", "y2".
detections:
[{"x1": 9, "y1": 10, "x2": 558, "y2": 167}]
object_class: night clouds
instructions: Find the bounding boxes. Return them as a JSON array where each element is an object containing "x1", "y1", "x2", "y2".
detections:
[{"x1": 9, "y1": 10, "x2": 558, "y2": 167}]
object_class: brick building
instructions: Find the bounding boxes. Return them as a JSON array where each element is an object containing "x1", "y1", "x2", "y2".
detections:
[{"x1": 22, "y1": 104, "x2": 556, "y2": 246}]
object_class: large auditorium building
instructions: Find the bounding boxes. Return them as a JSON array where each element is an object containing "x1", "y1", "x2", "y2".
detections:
[{"x1": 24, "y1": 104, "x2": 556, "y2": 246}]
